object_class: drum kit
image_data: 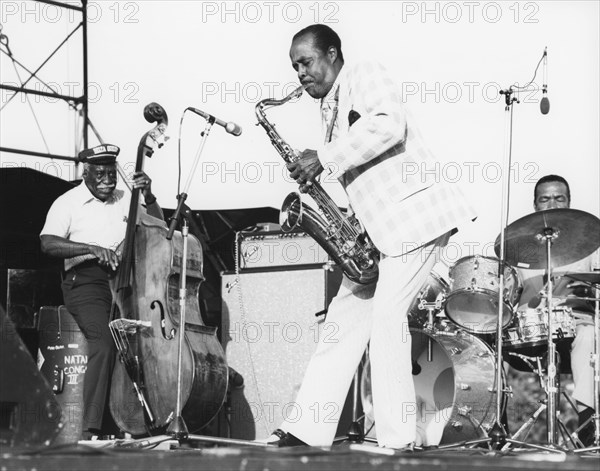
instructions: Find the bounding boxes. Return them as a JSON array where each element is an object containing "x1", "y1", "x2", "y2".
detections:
[
  {"x1": 360, "y1": 52, "x2": 600, "y2": 452},
  {"x1": 360, "y1": 207, "x2": 600, "y2": 451}
]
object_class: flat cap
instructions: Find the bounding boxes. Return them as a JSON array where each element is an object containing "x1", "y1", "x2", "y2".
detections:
[{"x1": 78, "y1": 144, "x2": 120, "y2": 165}]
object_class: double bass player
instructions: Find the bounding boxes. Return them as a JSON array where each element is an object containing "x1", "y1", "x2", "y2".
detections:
[{"x1": 40, "y1": 144, "x2": 163, "y2": 440}]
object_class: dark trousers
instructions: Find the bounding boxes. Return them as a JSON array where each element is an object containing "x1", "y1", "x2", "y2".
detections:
[{"x1": 62, "y1": 262, "x2": 116, "y2": 433}]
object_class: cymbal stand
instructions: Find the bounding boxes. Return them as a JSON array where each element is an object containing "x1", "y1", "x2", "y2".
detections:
[
  {"x1": 501, "y1": 354, "x2": 577, "y2": 450},
  {"x1": 539, "y1": 228, "x2": 561, "y2": 445},
  {"x1": 493, "y1": 222, "x2": 565, "y2": 452}
]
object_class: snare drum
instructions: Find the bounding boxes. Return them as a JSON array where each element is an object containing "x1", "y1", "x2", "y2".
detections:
[
  {"x1": 407, "y1": 272, "x2": 449, "y2": 329},
  {"x1": 445, "y1": 255, "x2": 522, "y2": 334},
  {"x1": 504, "y1": 307, "x2": 576, "y2": 356}
]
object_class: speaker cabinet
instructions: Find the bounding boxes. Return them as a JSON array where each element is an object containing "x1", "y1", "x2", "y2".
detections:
[
  {"x1": 0, "y1": 306, "x2": 61, "y2": 447},
  {"x1": 221, "y1": 265, "x2": 342, "y2": 440}
]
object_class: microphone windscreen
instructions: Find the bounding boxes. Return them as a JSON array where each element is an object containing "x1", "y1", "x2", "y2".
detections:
[
  {"x1": 226, "y1": 122, "x2": 243, "y2": 136},
  {"x1": 540, "y1": 96, "x2": 550, "y2": 115}
]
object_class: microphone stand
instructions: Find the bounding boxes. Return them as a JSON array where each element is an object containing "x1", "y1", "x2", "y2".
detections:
[
  {"x1": 488, "y1": 88, "x2": 563, "y2": 452},
  {"x1": 489, "y1": 87, "x2": 517, "y2": 449},
  {"x1": 117, "y1": 116, "x2": 271, "y2": 450},
  {"x1": 434, "y1": 87, "x2": 563, "y2": 454}
]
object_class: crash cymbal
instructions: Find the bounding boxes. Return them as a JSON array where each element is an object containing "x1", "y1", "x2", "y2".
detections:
[
  {"x1": 494, "y1": 208, "x2": 600, "y2": 269},
  {"x1": 564, "y1": 272, "x2": 600, "y2": 284}
]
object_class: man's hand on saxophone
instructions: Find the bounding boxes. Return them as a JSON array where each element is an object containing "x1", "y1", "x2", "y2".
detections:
[{"x1": 287, "y1": 149, "x2": 324, "y2": 193}]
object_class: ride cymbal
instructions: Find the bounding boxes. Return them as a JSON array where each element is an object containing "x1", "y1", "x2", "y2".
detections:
[{"x1": 494, "y1": 208, "x2": 600, "y2": 269}]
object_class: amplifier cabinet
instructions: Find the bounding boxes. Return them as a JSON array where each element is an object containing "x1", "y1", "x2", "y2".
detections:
[
  {"x1": 220, "y1": 265, "x2": 342, "y2": 440},
  {"x1": 237, "y1": 230, "x2": 329, "y2": 269}
]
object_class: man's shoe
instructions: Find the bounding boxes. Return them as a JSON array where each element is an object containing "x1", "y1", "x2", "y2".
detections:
[{"x1": 268, "y1": 429, "x2": 308, "y2": 447}]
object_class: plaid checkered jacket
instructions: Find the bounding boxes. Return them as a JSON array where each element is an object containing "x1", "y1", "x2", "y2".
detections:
[{"x1": 317, "y1": 61, "x2": 476, "y2": 256}]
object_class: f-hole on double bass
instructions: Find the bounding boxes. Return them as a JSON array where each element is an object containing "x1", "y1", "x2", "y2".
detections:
[{"x1": 108, "y1": 103, "x2": 228, "y2": 436}]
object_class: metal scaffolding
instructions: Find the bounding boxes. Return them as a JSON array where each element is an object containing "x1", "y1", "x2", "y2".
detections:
[{"x1": 0, "y1": 0, "x2": 89, "y2": 163}]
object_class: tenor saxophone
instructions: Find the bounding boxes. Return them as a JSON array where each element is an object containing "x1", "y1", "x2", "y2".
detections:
[{"x1": 255, "y1": 86, "x2": 379, "y2": 284}]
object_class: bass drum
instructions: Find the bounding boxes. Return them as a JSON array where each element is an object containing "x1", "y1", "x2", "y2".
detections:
[{"x1": 361, "y1": 328, "x2": 505, "y2": 446}]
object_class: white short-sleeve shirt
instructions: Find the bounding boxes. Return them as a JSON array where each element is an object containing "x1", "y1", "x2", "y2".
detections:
[{"x1": 40, "y1": 182, "x2": 131, "y2": 270}]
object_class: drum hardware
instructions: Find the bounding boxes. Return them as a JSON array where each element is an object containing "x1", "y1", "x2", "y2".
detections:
[
  {"x1": 501, "y1": 350, "x2": 582, "y2": 449},
  {"x1": 537, "y1": 274, "x2": 598, "y2": 314},
  {"x1": 408, "y1": 272, "x2": 448, "y2": 329},
  {"x1": 418, "y1": 295, "x2": 445, "y2": 362},
  {"x1": 501, "y1": 405, "x2": 547, "y2": 451},
  {"x1": 495, "y1": 209, "x2": 600, "y2": 449}
]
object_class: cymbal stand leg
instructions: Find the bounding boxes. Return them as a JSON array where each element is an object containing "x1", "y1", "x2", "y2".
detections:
[
  {"x1": 501, "y1": 403, "x2": 545, "y2": 450},
  {"x1": 561, "y1": 388, "x2": 578, "y2": 415},
  {"x1": 557, "y1": 415, "x2": 577, "y2": 449}
]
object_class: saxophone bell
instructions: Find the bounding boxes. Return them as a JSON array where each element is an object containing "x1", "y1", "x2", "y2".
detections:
[{"x1": 280, "y1": 192, "x2": 303, "y2": 232}]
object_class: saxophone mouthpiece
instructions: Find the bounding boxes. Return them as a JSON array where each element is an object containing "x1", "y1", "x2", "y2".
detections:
[{"x1": 284, "y1": 85, "x2": 305, "y2": 102}]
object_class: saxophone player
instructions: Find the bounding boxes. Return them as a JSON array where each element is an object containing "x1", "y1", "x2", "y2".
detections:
[{"x1": 267, "y1": 24, "x2": 476, "y2": 449}]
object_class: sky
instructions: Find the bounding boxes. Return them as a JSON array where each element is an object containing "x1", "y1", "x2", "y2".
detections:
[{"x1": 1, "y1": 0, "x2": 599, "y2": 268}]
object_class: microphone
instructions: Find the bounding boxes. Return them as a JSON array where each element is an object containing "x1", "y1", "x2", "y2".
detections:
[
  {"x1": 540, "y1": 47, "x2": 550, "y2": 115},
  {"x1": 540, "y1": 88, "x2": 550, "y2": 115},
  {"x1": 188, "y1": 107, "x2": 242, "y2": 136}
]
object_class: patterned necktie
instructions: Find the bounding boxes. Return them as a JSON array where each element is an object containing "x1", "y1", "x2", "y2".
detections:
[{"x1": 322, "y1": 87, "x2": 340, "y2": 144}]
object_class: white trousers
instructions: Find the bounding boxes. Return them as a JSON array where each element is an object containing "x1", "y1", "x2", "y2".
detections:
[
  {"x1": 571, "y1": 322, "x2": 595, "y2": 409},
  {"x1": 283, "y1": 232, "x2": 450, "y2": 447}
]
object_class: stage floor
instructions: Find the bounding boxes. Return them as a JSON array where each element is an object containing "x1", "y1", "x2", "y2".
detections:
[{"x1": 2, "y1": 440, "x2": 599, "y2": 471}]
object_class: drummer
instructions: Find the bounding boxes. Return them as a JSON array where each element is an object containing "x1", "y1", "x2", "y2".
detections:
[{"x1": 516, "y1": 174, "x2": 597, "y2": 446}]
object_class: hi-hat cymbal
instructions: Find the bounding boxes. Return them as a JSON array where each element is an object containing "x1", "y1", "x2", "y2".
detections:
[
  {"x1": 564, "y1": 272, "x2": 600, "y2": 284},
  {"x1": 494, "y1": 208, "x2": 600, "y2": 269}
]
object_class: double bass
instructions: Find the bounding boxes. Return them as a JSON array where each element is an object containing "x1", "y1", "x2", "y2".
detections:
[{"x1": 108, "y1": 103, "x2": 228, "y2": 435}]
